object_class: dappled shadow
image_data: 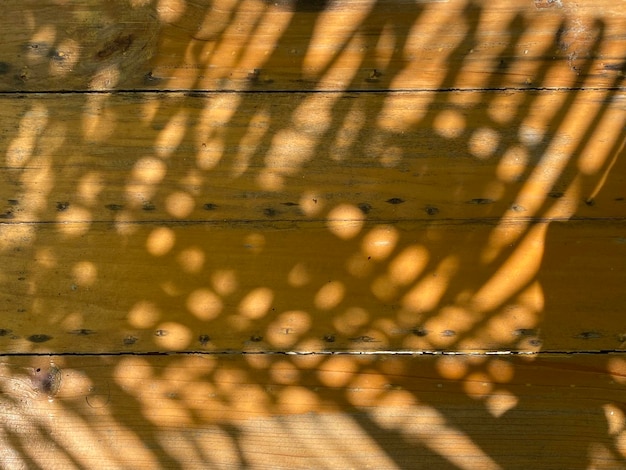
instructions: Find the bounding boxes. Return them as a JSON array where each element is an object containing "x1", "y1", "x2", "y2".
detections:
[{"x1": 0, "y1": 0, "x2": 625, "y2": 467}]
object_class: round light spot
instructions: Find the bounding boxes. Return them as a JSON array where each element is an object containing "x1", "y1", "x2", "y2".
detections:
[
  {"x1": 154, "y1": 322, "x2": 192, "y2": 350},
  {"x1": 177, "y1": 247, "x2": 205, "y2": 273},
  {"x1": 165, "y1": 191, "x2": 195, "y2": 218},
  {"x1": 72, "y1": 261, "x2": 98, "y2": 286},
  {"x1": 314, "y1": 281, "x2": 345, "y2": 310},
  {"x1": 469, "y1": 127, "x2": 499, "y2": 160},
  {"x1": 146, "y1": 227, "x2": 175, "y2": 256},
  {"x1": 433, "y1": 109, "x2": 466, "y2": 139},
  {"x1": 187, "y1": 288, "x2": 222, "y2": 320},
  {"x1": 239, "y1": 287, "x2": 274, "y2": 319},
  {"x1": 132, "y1": 157, "x2": 166, "y2": 185},
  {"x1": 128, "y1": 301, "x2": 161, "y2": 328},
  {"x1": 326, "y1": 204, "x2": 364, "y2": 240}
]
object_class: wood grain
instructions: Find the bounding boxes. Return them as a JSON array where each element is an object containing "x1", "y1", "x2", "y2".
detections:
[
  {"x1": 0, "y1": 0, "x2": 624, "y2": 92},
  {"x1": 0, "y1": 0, "x2": 625, "y2": 467},
  {"x1": 0, "y1": 90, "x2": 624, "y2": 224},
  {"x1": 0, "y1": 218, "x2": 624, "y2": 353},
  {"x1": 0, "y1": 354, "x2": 624, "y2": 469}
]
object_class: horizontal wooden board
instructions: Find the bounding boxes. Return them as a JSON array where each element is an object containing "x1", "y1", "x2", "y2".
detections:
[
  {"x1": 0, "y1": 353, "x2": 625, "y2": 469},
  {"x1": 0, "y1": 0, "x2": 625, "y2": 91},
  {"x1": 0, "y1": 90, "x2": 624, "y2": 224},
  {"x1": 0, "y1": 218, "x2": 624, "y2": 353}
]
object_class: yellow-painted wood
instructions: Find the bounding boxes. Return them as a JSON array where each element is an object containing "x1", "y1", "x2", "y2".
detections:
[
  {"x1": 0, "y1": 219, "x2": 624, "y2": 353},
  {"x1": 0, "y1": 91, "x2": 624, "y2": 224},
  {"x1": 0, "y1": 0, "x2": 624, "y2": 92},
  {"x1": 1, "y1": 354, "x2": 625, "y2": 469}
]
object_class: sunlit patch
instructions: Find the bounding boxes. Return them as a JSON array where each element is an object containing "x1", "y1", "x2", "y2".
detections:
[
  {"x1": 211, "y1": 269, "x2": 237, "y2": 296},
  {"x1": 61, "y1": 312, "x2": 85, "y2": 332},
  {"x1": 607, "y1": 357, "x2": 626, "y2": 384},
  {"x1": 187, "y1": 288, "x2": 222, "y2": 321},
  {"x1": 463, "y1": 372, "x2": 494, "y2": 399},
  {"x1": 302, "y1": 1, "x2": 371, "y2": 77},
  {"x1": 256, "y1": 169, "x2": 284, "y2": 191},
  {"x1": 265, "y1": 130, "x2": 315, "y2": 180},
  {"x1": 239, "y1": 287, "x2": 273, "y2": 319},
  {"x1": 155, "y1": 110, "x2": 188, "y2": 158},
  {"x1": 56, "y1": 207, "x2": 92, "y2": 236},
  {"x1": 377, "y1": 94, "x2": 425, "y2": 131},
  {"x1": 177, "y1": 247, "x2": 205, "y2": 273},
  {"x1": 128, "y1": 301, "x2": 161, "y2": 328},
  {"x1": 348, "y1": 369, "x2": 388, "y2": 405},
  {"x1": 469, "y1": 127, "x2": 499, "y2": 160},
  {"x1": 89, "y1": 64, "x2": 120, "y2": 90},
  {"x1": 362, "y1": 225, "x2": 398, "y2": 261},
  {"x1": 146, "y1": 226, "x2": 175, "y2": 256},
  {"x1": 603, "y1": 404, "x2": 625, "y2": 436},
  {"x1": 402, "y1": 256, "x2": 459, "y2": 313},
  {"x1": 132, "y1": 156, "x2": 167, "y2": 185},
  {"x1": 317, "y1": 355, "x2": 358, "y2": 388},
  {"x1": 388, "y1": 245, "x2": 429, "y2": 286},
  {"x1": 333, "y1": 307, "x2": 369, "y2": 335},
  {"x1": 497, "y1": 145, "x2": 528, "y2": 183},
  {"x1": 436, "y1": 356, "x2": 468, "y2": 380},
  {"x1": 380, "y1": 145, "x2": 403, "y2": 168},
  {"x1": 114, "y1": 211, "x2": 139, "y2": 236},
  {"x1": 114, "y1": 356, "x2": 152, "y2": 392},
  {"x1": 330, "y1": 104, "x2": 365, "y2": 161},
  {"x1": 518, "y1": 124, "x2": 544, "y2": 147},
  {"x1": 277, "y1": 386, "x2": 319, "y2": 414},
  {"x1": 232, "y1": 112, "x2": 269, "y2": 177},
  {"x1": 267, "y1": 310, "x2": 311, "y2": 348},
  {"x1": 49, "y1": 38, "x2": 79, "y2": 77},
  {"x1": 326, "y1": 204, "x2": 364, "y2": 240},
  {"x1": 26, "y1": 25, "x2": 56, "y2": 63},
  {"x1": 35, "y1": 247, "x2": 57, "y2": 268},
  {"x1": 196, "y1": 138, "x2": 224, "y2": 170},
  {"x1": 314, "y1": 281, "x2": 345, "y2": 310},
  {"x1": 433, "y1": 109, "x2": 466, "y2": 139},
  {"x1": 6, "y1": 104, "x2": 48, "y2": 168},
  {"x1": 72, "y1": 261, "x2": 98, "y2": 286},
  {"x1": 485, "y1": 390, "x2": 518, "y2": 418},
  {"x1": 474, "y1": 224, "x2": 546, "y2": 312},
  {"x1": 165, "y1": 191, "x2": 195, "y2": 218},
  {"x1": 288, "y1": 263, "x2": 311, "y2": 287},
  {"x1": 299, "y1": 191, "x2": 324, "y2": 216},
  {"x1": 154, "y1": 322, "x2": 192, "y2": 350},
  {"x1": 83, "y1": 95, "x2": 116, "y2": 143},
  {"x1": 157, "y1": 0, "x2": 186, "y2": 22}
]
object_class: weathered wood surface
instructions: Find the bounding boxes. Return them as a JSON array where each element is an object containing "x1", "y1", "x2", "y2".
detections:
[
  {"x1": 0, "y1": 91, "x2": 624, "y2": 224},
  {"x1": 0, "y1": 219, "x2": 625, "y2": 354},
  {"x1": 0, "y1": 0, "x2": 624, "y2": 92},
  {"x1": 1, "y1": 0, "x2": 626, "y2": 468},
  {"x1": 0, "y1": 89, "x2": 624, "y2": 353},
  {"x1": 1, "y1": 354, "x2": 625, "y2": 469}
]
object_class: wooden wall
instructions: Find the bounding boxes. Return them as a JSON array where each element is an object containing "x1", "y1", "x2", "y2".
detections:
[{"x1": 0, "y1": 0, "x2": 625, "y2": 467}]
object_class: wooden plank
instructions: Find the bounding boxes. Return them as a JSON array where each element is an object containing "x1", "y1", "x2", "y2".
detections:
[
  {"x1": 0, "y1": 353, "x2": 624, "y2": 469},
  {"x1": 0, "y1": 0, "x2": 625, "y2": 92},
  {"x1": 0, "y1": 90, "x2": 624, "y2": 224},
  {"x1": 0, "y1": 218, "x2": 624, "y2": 353}
]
